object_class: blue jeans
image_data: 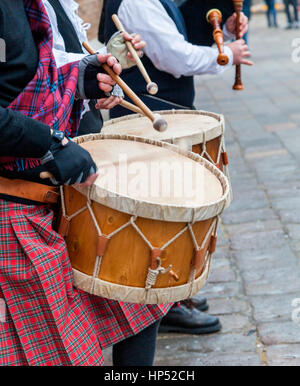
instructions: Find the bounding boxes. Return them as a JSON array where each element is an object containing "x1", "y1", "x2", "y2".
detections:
[{"x1": 265, "y1": 0, "x2": 278, "y2": 26}]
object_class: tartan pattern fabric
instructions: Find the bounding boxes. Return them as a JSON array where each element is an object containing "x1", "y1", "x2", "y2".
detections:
[
  {"x1": 0, "y1": 0, "x2": 82, "y2": 171},
  {"x1": 0, "y1": 200, "x2": 171, "y2": 365},
  {"x1": 0, "y1": 201, "x2": 103, "y2": 366}
]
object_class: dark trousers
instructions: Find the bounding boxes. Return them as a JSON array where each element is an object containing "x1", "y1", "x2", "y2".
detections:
[
  {"x1": 284, "y1": 0, "x2": 299, "y2": 23},
  {"x1": 264, "y1": 0, "x2": 278, "y2": 26},
  {"x1": 112, "y1": 320, "x2": 161, "y2": 366}
]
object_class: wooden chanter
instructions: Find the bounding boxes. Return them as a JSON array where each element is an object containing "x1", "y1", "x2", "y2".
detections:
[
  {"x1": 206, "y1": 9, "x2": 229, "y2": 66},
  {"x1": 232, "y1": 0, "x2": 244, "y2": 90}
]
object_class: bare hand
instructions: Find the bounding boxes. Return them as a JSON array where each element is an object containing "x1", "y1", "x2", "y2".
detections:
[
  {"x1": 228, "y1": 39, "x2": 253, "y2": 66},
  {"x1": 121, "y1": 32, "x2": 146, "y2": 61},
  {"x1": 96, "y1": 53, "x2": 122, "y2": 93},
  {"x1": 226, "y1": 12, "x2": 248, "y2": 38},
  {"x1": 95, "y1": 96, "x2": 123, "y2": 110}
]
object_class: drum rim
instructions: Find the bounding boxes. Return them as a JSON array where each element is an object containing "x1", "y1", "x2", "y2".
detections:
[
  {"x1": 72, "y1": 263, "x2": 210, "y2": 304},
  {"x1": 73, "y1": 134, "x2": 231, "y2": 223},
  {"x1": 102, "y1": 110, "x2": 225, "y2": 145}
]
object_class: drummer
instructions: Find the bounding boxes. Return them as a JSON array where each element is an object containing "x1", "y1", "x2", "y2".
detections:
[
  {"x1": 43, "y1": 0, "x2": 173, "y2": 366},
  {"x1": 100, "y1": 0, "x2": 251, "y2": 336},
  {"x1": 0, "y1": 0, "x2": 171, "y2": 366}
]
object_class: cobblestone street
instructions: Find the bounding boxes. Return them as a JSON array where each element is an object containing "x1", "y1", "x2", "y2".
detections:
[{"x1": 103, "y1": 13, "x2": 300, "y2": 366}]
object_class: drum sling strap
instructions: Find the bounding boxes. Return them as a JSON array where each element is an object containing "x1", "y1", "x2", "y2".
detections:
[{"x1": 0, "y1": 176, "x2": 59, "y2": 204}]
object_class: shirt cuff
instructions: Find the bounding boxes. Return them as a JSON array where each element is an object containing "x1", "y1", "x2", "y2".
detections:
[
  {"x1": 224, "y1": 45, "x2": 234, "y2": 67},
  {"x1": 213, "y1": 45, "x2": 234, "y2": 75},
  {"x1": 223, "y1": 24, "x2": 235, "y2": 42}
]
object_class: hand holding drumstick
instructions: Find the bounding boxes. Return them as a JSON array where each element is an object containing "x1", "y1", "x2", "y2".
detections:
[
  {"x1": 83, "y1": 41, "x2": 167, "y2": 132},
  {"x1": 112, "y1": 14, "x2": 159, "y2": 95}
]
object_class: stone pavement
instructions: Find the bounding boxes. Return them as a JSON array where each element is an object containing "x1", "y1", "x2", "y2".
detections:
[{"x1": 103, "y1": 13, "x2": 300, "y2": 366}]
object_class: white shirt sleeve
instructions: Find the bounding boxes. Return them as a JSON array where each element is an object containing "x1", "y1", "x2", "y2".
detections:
[
  {"x1": 118, "y1": 0, "x2": 233, "y2": 79},
  {"x1": 43, "y1": 0, "x2": 106, "y2": 67}
]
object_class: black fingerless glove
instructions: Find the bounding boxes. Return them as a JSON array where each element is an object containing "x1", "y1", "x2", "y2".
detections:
[
  {"x1": 77, "y1": 54, "x2": 108, "y2": 100},
  {"x1": 40, "y1": 130, "x2": 97, "y2": 185}
]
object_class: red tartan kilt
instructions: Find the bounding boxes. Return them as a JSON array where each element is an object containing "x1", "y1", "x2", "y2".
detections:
[{"x1": 0, "y1": 200, "x2": 171, "y2": 366}]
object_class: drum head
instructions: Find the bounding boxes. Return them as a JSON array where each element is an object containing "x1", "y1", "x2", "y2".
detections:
[
  {"x1": 102, "y1": 110, "x2": 224, "y2": 147},
  {"x1": 74, "y1": 134, "x2": 230, "y2": 222}
]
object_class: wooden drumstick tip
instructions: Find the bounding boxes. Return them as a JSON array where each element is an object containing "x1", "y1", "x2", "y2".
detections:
[
  {"x1": 146, "y1": 82, "x2": 158, "y2": 95},
  {"x1": 153, "y1": 114, "x2": 168, "y2": 132}
]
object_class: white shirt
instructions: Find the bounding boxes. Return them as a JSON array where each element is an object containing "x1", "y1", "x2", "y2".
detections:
[
  {"x1": 43, "y1": 0, "x2": 106, "y2": 68},
  {"x1": 118, "y1": 0, "x2": 234, "y2": 79}
]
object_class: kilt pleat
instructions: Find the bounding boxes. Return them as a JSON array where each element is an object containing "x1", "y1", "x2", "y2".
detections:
[{"x1": 0, "y1": 200, "x2": 171, "y2": 365}]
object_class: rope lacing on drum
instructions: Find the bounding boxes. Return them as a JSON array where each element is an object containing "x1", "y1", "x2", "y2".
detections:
[
  {"x1": 59, "y1": 186, "x2": 219, "y2": 295},
  {"x1": 58, "y1": 186, "x2": 89, "y2": 237},
  {"x1": 187, "y1": 218, "x2": 219, "y2": 298},
  {"x1": 200, "y1": 131, "x2": 229, "y2": 175},
  {"x1": 130, "y1": 219, "x2": 189, "y2": 290}
]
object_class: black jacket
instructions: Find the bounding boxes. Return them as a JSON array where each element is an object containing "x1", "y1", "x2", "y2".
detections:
[
  {"x1": 0, "y1": 107, "x2": 51, "y2": 158},
  {"x1": 0, "y1": 0, "x2": 51, "y2": 159}
]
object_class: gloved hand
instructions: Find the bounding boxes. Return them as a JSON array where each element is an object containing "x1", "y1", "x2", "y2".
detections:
[
  {"x1": 77, "y1": 53, "x2": 122, "y2": 100},
  {"x1": 40, "y1": 130, "x2": 97, "y2": 186}
]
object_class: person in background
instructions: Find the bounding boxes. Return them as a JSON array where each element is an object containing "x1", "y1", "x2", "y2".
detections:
[
  {"x1": 264, "y1": 0, "x2": 278, "y2": 28},
  {"x1": 284, "y1": 0, "x2": 299, "y2": 29},
  {"x1": 243, "y1": 0, "x2": 252, "y2": 44}
]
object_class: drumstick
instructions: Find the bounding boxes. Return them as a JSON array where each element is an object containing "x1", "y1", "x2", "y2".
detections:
[
  {"x1": 82, "y1": 41, "x2": 167, "y2": 132},
  {"x1": 111, "y1": 14, "x2": 158, "y2": 96},
  {"x1": 206, "y1": 9, "x2": 229, "y2": 66},
  {"x1": 232, "y1": 0, "x2": 244, "y2": 90},
  {"x1": 120, "y1": 100, "x2": 144, "y2": 115}
]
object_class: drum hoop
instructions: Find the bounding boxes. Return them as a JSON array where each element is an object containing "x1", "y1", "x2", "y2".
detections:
[
  {"x1": 102, "y1": 110, "x2": 225, "y2": 145},
  {"x1": 73, "y1": 134, "x2": 231, "y2": 223},
  {"x1": 72, "y1": 263, "x2": 210, "y2": 305}
]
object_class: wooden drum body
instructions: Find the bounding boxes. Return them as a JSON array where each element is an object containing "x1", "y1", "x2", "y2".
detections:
[
  {"x1": 58, "y1": 135, "x2": 231, "y2": 304},
  {"x1": 102, "y1": 110, "x2": 230, "y2": 180}
]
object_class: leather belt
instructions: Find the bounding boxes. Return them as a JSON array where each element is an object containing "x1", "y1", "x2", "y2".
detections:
[{"x1": 0, "y1": 176, "x2": 59, "y2": 204}]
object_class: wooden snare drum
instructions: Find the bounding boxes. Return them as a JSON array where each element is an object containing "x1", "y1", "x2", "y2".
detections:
[
  {"x1": 102, "y1": 110, "x2": 230, "y2": 179},
  {"x1": 58, "y1": 134, "x2": 231, "y2": 304}
]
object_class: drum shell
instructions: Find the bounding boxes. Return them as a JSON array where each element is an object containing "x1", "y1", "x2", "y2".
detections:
[
  {"x1": 64, "y1": 186, "x2": 216, "y2": 289},
  {"x1": 103, "y1": 110, "x2": 228, "y2": 172},
  {"x1": 59, "y1": 134, "x2": 230, "y2": 304}
]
